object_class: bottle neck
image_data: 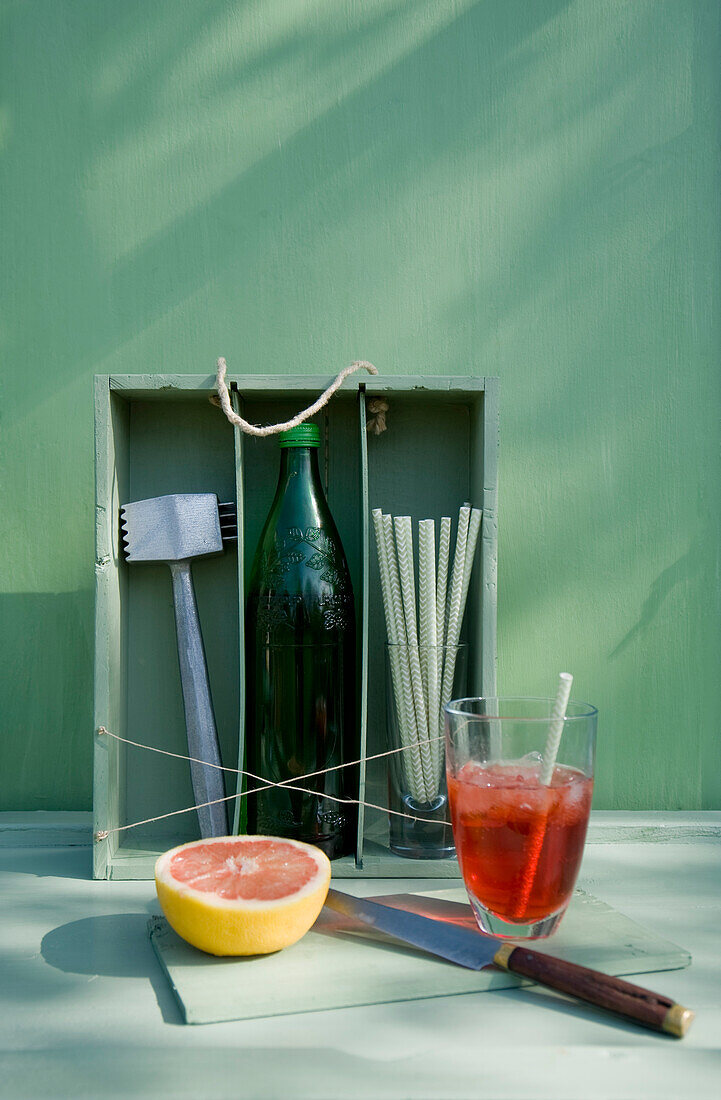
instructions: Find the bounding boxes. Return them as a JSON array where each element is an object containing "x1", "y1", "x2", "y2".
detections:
[{"x1": 278, "y1": 446, "x2": 322, "y2": 486}]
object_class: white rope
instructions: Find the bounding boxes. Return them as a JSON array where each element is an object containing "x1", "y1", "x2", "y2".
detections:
[
  {"x1": 214, "y1": 357, "x2": 378, "y2": 435},
  {"x1": 93, "y1": 726, "x2": 451, "y2": 841}
]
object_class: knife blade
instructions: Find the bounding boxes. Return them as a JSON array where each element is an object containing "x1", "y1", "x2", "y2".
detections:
[
  {"x1": 325, "y1": 888, "x2": 497, "y2": 969},
  {"x1": 323, "y1": 889, "x2": 694, "y2": 1037}
]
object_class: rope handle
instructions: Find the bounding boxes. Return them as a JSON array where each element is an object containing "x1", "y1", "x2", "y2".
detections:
[{"x1": 213, "y1": 357, "x2": 378, "y2": 435}]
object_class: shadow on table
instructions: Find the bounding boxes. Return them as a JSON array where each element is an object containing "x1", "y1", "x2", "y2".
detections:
[
  {"x1": 41, "y1": 913, "x2": 182, "y2": 1024},
  {"x1": 488, "y1": 982, "x2": 687, "y2": 1041},
  {"x1": 0, "y1": 846, "x2": 94, "y2": 882}
]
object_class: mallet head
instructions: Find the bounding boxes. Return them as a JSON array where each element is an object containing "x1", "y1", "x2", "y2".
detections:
[{"x1": 120, "y1": 493, "x2": 223, "y2": 563}]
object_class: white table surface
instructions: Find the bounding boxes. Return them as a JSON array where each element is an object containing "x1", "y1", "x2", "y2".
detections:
[{"x1": 1, "y1": 827, "x2": 719, "y2": 1099}]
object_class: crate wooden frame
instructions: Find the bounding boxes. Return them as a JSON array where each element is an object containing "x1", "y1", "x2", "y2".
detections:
[{"x1": 93, "y1": 373, "x2": 498, "y2": 879}]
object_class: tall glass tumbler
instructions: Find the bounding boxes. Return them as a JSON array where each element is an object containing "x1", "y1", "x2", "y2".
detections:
[
  {"x1": 445, "y1": 697, "x2": 597, "y2": 938},
  {"x1": 386, "y1": 643, "x2": 467, "y2": 859}
]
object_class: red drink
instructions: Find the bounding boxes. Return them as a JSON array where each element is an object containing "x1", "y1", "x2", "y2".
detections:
[{"x1": 448, "y1": 762, "x2": 593, "y2": 926}]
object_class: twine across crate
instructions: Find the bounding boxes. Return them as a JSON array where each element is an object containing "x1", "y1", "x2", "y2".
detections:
[{"x1": 93, "y1": 726, "x2": 452, "y2": 843}]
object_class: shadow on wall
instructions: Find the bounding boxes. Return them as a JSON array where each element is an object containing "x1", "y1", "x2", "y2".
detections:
[
  {"x1": 0, "y1": 592, "x2": 94, "y2": 811},
  {"x1": 1, "y1": 0, "x2": 572, "y2": 400},
  {"x1": 609, "y1": 529, "x2": 708, "y2": 660}
]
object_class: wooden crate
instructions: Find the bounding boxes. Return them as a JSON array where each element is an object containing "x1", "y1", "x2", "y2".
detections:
[{"x1": 93, "y1": 373, "x2": 498, "y2": 879}]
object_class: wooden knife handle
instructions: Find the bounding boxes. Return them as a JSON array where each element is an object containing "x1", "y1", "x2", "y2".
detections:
[{"x1": 493, "y1": 943, "x2": 694, "y2": 1037}]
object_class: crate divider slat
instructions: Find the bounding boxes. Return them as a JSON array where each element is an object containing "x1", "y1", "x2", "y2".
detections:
[
  {"x1": 356, "y1": 386, "x2": 370, "y2": 868},
  {"x1": 230, "y1": 385, "x2": 247, "y2": 837}
]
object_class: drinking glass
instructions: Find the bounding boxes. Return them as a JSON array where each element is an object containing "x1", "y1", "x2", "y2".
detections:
[
  {"x1": 445, "y1": 697, "x2": 597, "y2": 938},
  {"x1": 386, "y1": 643, "x2": 467, "y2": 859}
]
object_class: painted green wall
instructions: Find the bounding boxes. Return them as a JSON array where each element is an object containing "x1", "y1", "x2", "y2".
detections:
[{"x1": 1, "y1": 0, "x2": 719, "y2": 811}]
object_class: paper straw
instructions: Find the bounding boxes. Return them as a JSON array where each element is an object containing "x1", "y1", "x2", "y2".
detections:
[
  {"x1": 383, "y1": 512, "x2": 429, "y2": 802},
  {"x1": 512, "y1": 673, "x2": 574, "y2": 918},
  {"x1": 372, "y1": 510, "x2": 398, "y2": 648},
  {"x1": 372, "y1": 511, "x2": 406, "y2": 787},
  {"x1": 438, "y1": 505, "x2": 471, "y2": 724},
  {"x1": 417, "y1": 520, "x2": 437, "y2": 707},
  {"x1": 394, "y1": 515, "x2": 435, "y2": 798},
  {"x1": 418, "y1": 519, "x2": 441, "y2": 794},
  {"x1": 439, "y1": 507, "x2": 482, "y2": 735},
  {"x1": 459, "y1": 508, "x2": 482, "y2": 622},
  {"x1": 435, "y1": 516, "x2": 451, "y2": 700},
  {"x1": 540, "y1": 673, "x2": 573, "y2": 785},
  {"x1": 372, "y1": 510, "x2": 426, "y2": 802},
  {"x1": 444, "y1": 505, "x2": 471, "y2": 652}
]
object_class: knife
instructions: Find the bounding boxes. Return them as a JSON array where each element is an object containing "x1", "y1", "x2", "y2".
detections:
[{"x1": 324, "y1": 889, "x2": 694, "y2": 1038}]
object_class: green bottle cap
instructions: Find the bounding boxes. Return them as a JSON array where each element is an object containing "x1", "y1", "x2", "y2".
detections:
[{"x1": 279, "y1": 424, "x2": 321, "y2": 448}]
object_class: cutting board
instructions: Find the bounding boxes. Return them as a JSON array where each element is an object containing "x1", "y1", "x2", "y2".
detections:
[{"x1": 148, "y1": 888, "x2": 691, "y2": 1025}]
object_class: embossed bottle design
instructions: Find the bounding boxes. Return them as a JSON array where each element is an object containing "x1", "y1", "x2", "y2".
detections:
[{"x1": 246, "y1": 423, "x2": 356, "y2": 859}]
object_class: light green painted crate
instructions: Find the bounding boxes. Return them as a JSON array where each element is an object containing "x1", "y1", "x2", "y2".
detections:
[{"x1": 93, "y1": 374, "x2": 498, "y2": 879}]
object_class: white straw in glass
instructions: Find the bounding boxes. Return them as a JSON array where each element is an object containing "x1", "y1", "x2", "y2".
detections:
[
  {"x1": 511, "y1": 673, "x2": 574, "y2": 918},
  {"x1": 394, "y1": 515, "x2": 434, "y2": 798},
  {"x1": 540, "y1": 673, "x2": 573, "y2": 785},
  {"x1": 418, "y1": 519, "x2": 441, "y2": 794},
  {"x1": 372, "y1": 511, "x2": 422, "y2": 799},
  {"x1": 374, "y1": 510, "x2": 427, "y2": 802},
  {"x1": 439, "y1": 507, "x2": 482, "y2": 733},
  {"x1": 439, "y1": 505, "x2": 471, "y2": 727},
  {"x1": 383, "y1": 513, "x2": 429, "y2": 801},
  {"x1": 459, "y1": 508, "x2": 482, "y2": 618},
  {"x1": 435, "y1": 516, "x2": 451, "y2": 704}
]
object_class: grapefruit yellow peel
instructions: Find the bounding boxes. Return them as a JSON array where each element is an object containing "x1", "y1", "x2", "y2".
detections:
[{"x1": 155, "y1": 836, "x2": 331, "y2": 956}]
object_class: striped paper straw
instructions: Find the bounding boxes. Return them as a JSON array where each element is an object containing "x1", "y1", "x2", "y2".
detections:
[
  {"x1": 372, "y1": 511, "x2": 423, "y2": 799},
  {"x1": 373, "y1": 510, "x2": 427, "y2": 802},
  {"x1": 439, "y1": 505, "x2": 471, "y2": 723},
  {"x1": 439, "y1": 507, "x2": 482, "y2": 732},
  {"x1": 394, "y1": 515, "x2": 434, "y2": 798},
  {"x1": 435, "y1": 515, "x2": 451, "y2": 704},
  {"x1": 418, "y1": 519, "x2": 441, "y2": 793}
]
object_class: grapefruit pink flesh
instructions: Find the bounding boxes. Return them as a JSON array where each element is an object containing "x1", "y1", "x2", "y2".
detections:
[{"x1": 155, "y1": 836, "x2": 331, "y2": 956}]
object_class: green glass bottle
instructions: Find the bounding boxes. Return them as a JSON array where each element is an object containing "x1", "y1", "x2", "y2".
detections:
[{"x1": 245, "y1": 423, "x2": 356, "y2": 859}]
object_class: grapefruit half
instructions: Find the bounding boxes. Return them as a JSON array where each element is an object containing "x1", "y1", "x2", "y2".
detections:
[{"x1": 155, "y1": 836, "x2": 331, "y2": 956}]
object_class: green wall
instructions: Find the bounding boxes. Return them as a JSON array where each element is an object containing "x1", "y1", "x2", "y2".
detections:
[{"x1": 1, "y1": 0, "x2": 719, "y2": 810}]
